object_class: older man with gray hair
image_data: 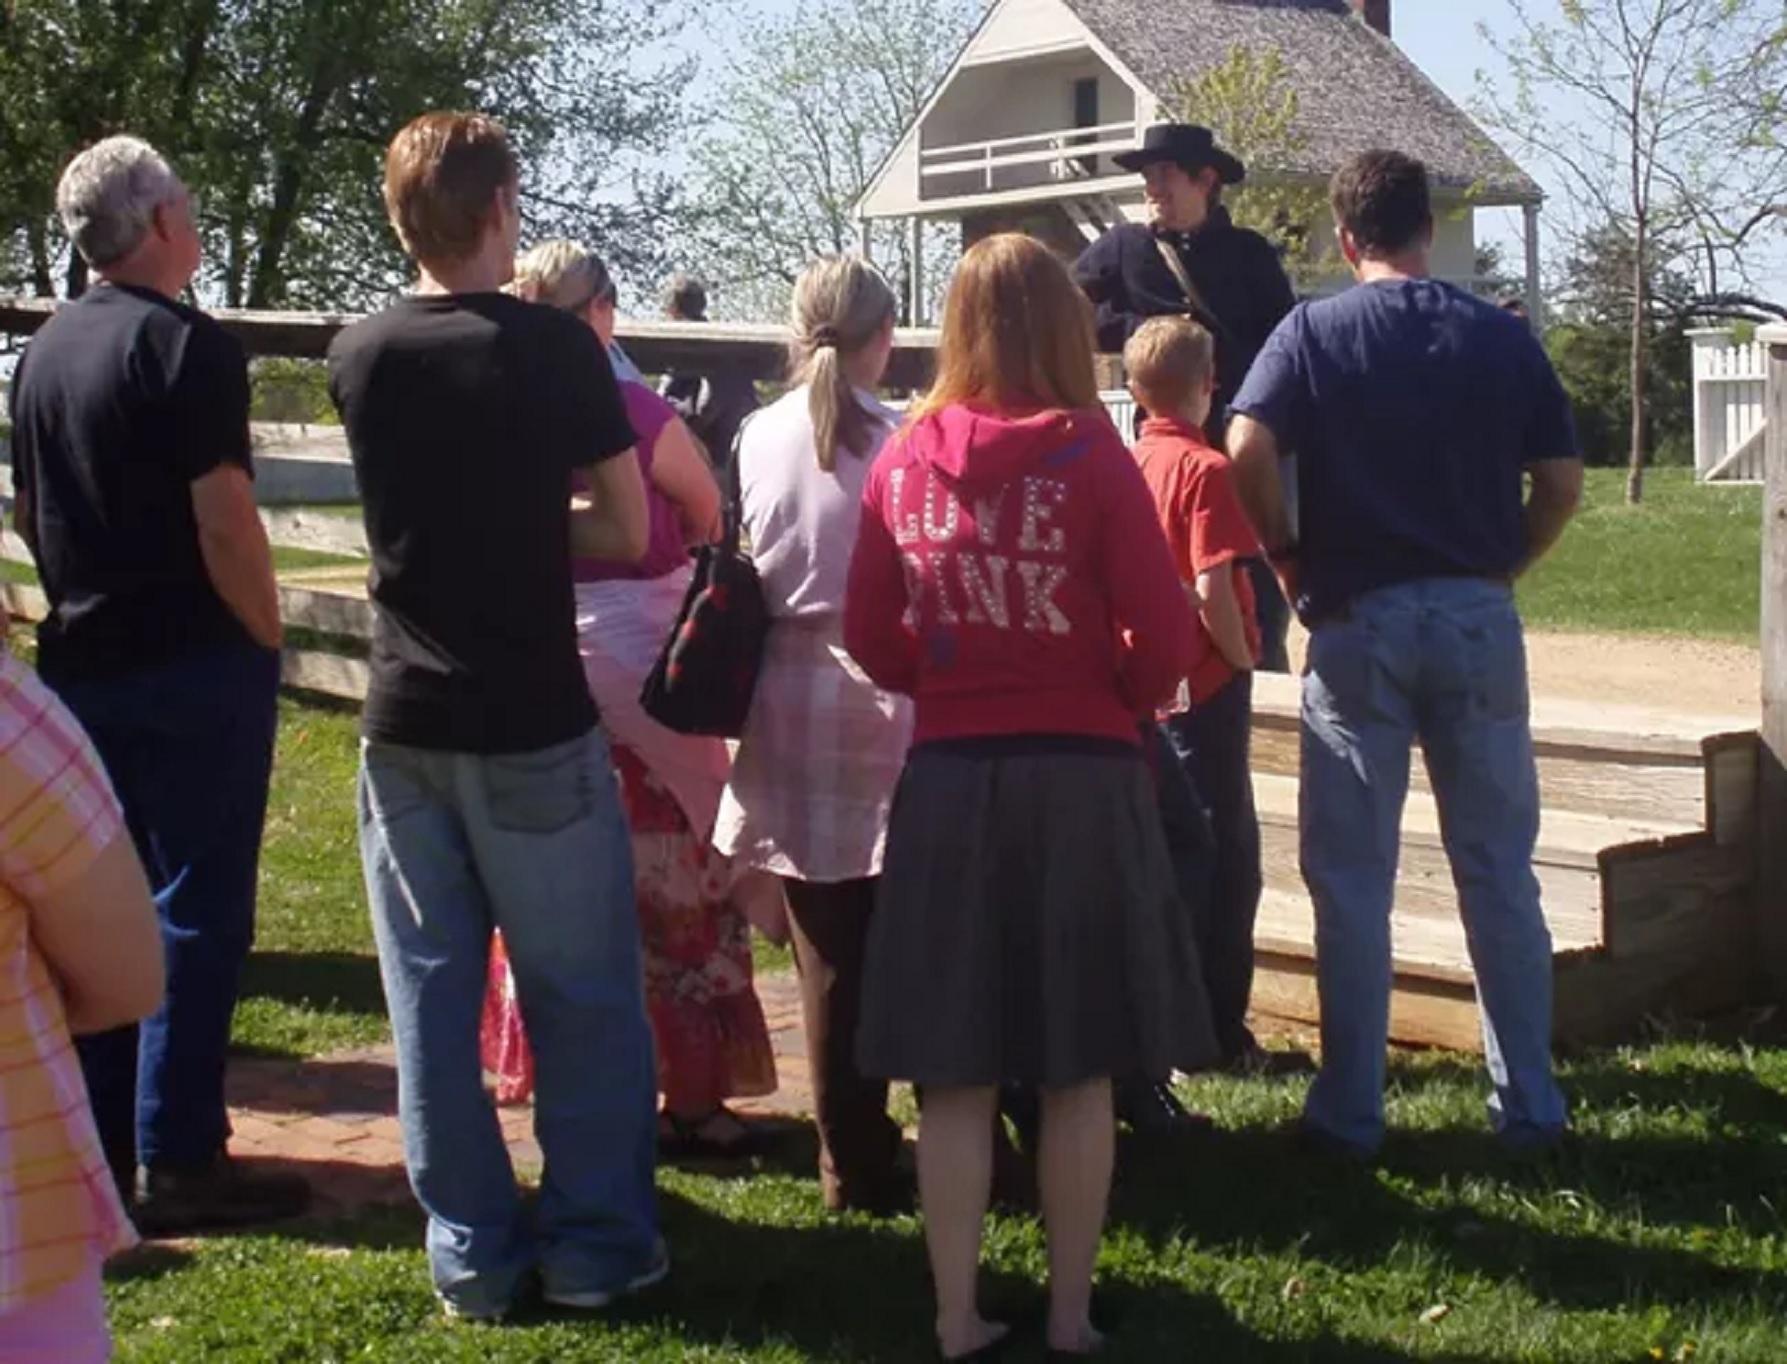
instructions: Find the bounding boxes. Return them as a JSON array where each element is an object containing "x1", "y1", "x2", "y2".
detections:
[{"x1": 8, "y1": 135, "x2": 308, "y2": 1233}]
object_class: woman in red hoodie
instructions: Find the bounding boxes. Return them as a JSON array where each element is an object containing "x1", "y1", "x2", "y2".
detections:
[{"x1": 845, "y1": 233, "x2": 1217, "y2": 1360}]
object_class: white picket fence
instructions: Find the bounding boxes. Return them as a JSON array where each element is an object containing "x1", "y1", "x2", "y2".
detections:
[{"x1": 1691, "y1": 328, "x2": 1768, "y2": 483}]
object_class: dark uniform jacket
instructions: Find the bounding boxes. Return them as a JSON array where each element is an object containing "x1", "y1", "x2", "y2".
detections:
[{"x1": 1073, "y1": 207, "x2": 1296, "y2": 425}]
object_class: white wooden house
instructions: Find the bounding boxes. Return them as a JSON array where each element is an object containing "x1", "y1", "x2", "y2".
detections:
[{"x1": 855, "y1": 0, "x2": 1545, "y2": 322}]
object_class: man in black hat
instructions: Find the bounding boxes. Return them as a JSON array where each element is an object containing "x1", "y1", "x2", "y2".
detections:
[
  {"x1": 1074, "y1": 122, "x2": 1294, "y2": 669},
  {"x1": 1076, "y1": 124, "x2": 1296, "y2": 1108}
]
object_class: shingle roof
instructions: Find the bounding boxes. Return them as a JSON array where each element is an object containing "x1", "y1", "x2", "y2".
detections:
[{"x1": 1062, "y1": 0, "x2": 1541, "y2": 203}]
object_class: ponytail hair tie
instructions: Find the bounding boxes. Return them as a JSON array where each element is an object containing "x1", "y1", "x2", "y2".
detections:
[{"x1": 811, "y1": 325, "x2": 842, "y2": 349}]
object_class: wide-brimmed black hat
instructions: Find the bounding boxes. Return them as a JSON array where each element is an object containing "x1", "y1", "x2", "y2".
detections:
[{"x1": 1114, "y1": 123, "x2": 1246, "y2": 184}]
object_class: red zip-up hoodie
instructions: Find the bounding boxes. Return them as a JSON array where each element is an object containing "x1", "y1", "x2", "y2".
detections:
[{"x1": 844, "y1": 403, "x2": 1197, "y2": 747}]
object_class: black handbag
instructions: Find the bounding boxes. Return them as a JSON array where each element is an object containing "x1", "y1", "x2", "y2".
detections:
[{"x1": 639, "y1": 426, "x2": 769, "y2": 737}]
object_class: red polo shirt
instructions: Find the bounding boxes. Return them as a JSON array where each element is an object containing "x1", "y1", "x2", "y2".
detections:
[{"x1": 1133, "y1": 415, "x2": 1261, "y2": 706}]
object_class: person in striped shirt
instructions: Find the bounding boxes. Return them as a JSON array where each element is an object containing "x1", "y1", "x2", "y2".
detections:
[{"x1": 0, "y1": 647, "x2": 162, "y2": 1362}]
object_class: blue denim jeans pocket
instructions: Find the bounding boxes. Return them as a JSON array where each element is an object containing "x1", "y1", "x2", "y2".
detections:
[{"x1": 483, "y1": 738, "x2": 595, "y2": 834}]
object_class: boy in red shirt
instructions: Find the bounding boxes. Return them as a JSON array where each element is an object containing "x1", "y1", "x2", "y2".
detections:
[{"x1": 1126, "y1": 316, "x2": 1266, "y2": 1070}]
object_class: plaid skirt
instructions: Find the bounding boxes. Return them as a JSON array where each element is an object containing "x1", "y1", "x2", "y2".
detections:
[
  {"x1": 713, "y1": 617, "x2": 912, "y2": 883},
  {"x1": 857, "y1": 741, "x2": 1219, "y2": 1087}
]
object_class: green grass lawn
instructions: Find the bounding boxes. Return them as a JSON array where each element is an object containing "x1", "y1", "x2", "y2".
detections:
[
  {"x1": 1518, "y1": 467, "x2": 1762, "y2": 641},
  {"x1": 235, "y1": 697, "x2": 384, "y2": 1056},
  {"x1": 271, "y1": 544, "x2": 364, "y2": 572},
  {"x1": 107, "y1": 1033, "x2": 1787, "y2": 1362}
]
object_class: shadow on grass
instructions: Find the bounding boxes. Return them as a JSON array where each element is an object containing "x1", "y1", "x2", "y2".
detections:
[
  {"x1": 232, "y1": 950, "x2": 386, "y2": 1055},
  {"x1": 1366, "y1": 1047, "x2": 1787, "y2": 1233},
  {"x1": 231, "y1": 1155, "x2": 1472, "y2": 1360},
  {"x1": 1111, "y1": 1116, "x2": 1786, "y2": 1323},
  {"x1": 618, "y1": 1192, "x2": 1488, "y2": 1363},
  {"x1": 106, "y1": 1241, "x2": 197, "y2": 1286}
]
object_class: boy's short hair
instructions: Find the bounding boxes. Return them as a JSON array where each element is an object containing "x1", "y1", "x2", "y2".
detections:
[
  {"x1": 383, "y1": 112, "x2": 518, "y2": 265},
  {"x1": 1124, "y1": 315, "x2": 1215, "y2": 412}
]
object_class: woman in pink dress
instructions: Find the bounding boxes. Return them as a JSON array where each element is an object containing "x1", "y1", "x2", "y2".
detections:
[{"x1": 483, "y1": 241, "x2": 776, "y2": 1156}]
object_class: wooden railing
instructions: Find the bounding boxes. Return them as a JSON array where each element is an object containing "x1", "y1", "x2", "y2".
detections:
[
  {"x1": 919, "y1": 120, "x2": 1138, "y2": 193},
  {"x1": 0, "y1": 297, "x2": 943, "y2": 391},
  {"x1": 1753, "y1": 323, "x2": 1787, "y2": 994}
]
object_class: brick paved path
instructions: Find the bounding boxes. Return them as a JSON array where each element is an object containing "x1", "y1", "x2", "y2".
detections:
[{"x1": 225, "y1": 971, "x2": 810, "y2": 1216}]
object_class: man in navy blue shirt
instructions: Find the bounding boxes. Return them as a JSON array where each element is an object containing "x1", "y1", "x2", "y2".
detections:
[{"x1": 1229, "y1": 150, "x2": 1583, "y2": 1158}]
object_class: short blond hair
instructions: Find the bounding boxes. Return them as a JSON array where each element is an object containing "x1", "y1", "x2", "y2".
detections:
[
  {"x1": 1123, "y1": 316, "x2": 1215, "y2": 413},
  {"x1": 383, "y1": 112, "x2": 518, "y2": 265},
  {"x1": 513, "y1": 240, "x2": 615, "y2": 313}
]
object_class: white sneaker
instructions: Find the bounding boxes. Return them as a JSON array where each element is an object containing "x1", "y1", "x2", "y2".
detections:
[{"x1": 543, "y1": 1238, "x2": 671, "y2": 1310}]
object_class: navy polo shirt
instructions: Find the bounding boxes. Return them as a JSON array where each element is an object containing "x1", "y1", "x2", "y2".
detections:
[{"x1": 1231, "y1": 277, "x2": 1579, "y2": 624}]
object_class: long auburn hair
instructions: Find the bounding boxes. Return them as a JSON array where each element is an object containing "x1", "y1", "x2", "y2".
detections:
[{"x1": 913, "y1": 232, "x2": 1099, "y2": 419}]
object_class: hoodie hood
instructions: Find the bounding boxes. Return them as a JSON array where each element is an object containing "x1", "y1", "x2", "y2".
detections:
[{"x1": 902, "y1": 406, "x2": 1093, "y2": 490}]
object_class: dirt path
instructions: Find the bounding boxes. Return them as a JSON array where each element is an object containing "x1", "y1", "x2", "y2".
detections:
[{"x1": 1287, "y1": 625, "x2": 1760, "y2": 719}]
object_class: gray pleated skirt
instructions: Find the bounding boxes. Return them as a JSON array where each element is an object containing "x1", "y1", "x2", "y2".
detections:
[{"x1": 856, "y1": 740, "x2": 1219, "y2": 1087}]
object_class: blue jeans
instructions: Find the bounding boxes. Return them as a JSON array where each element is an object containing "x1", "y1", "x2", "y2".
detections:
[
  {"x1": 1164, "y1": 671, "x2": 1263, "y2": 1061},
  {"x1": 1299, "y1": 578, "x2": 1567, "y2": 1152},
  {"x1": 52, "y1": 644, "x2": 279, "y2": 1184},
  {"x1": 359, "y1": 730, "x2": 659, "y2": 1314}
]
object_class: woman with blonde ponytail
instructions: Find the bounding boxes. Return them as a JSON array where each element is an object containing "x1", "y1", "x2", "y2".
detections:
[{"x1": 713, "y1": 256, "x2": 913, "y2": 1215}]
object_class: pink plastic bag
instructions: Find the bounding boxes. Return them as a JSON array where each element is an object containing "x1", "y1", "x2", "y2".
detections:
[{"x1": 479, "y1": 931, "x2": 535, "y2": 1105}]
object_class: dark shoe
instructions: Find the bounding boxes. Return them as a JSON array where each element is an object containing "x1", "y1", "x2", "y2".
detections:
[
  {"x1": 1115, "y1": 1079, "x2": 1213, "y2": 1137},
  {"x1": 658, "y1": 1107, "x2": 757, "y2": 1161},
  {"x1": 543, "y1": 1236, "x2": 671, "y2": 1310},
  {"x1": 1292, "y1": 1120, "x2": 1377, "y2": 1165},
  {"x1": 826, "y1": 1170, "x2": 915, "y2": 1218},
  {"x1": 133, "y1": 1156, "x2": 311, "y2": 1235}
]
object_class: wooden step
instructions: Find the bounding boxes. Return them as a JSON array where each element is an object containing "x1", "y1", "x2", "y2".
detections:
[{"x1": 1247, "y1": 672, "x2": 1737, "y2": 827}]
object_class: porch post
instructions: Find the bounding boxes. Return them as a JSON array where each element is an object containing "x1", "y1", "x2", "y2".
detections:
[
  {"x1": 1522, "y1": 202, "x2": 1543, "y2": 329},
  {"x1": 1756, "y1": 322, "x2": 1787, "y2": 997},
  {"x1": 857, "y1": 217, "x2": 872, "y2": 261},
  {"x1": 908, "y1": 216, "x2": 925, "y2": 327}
]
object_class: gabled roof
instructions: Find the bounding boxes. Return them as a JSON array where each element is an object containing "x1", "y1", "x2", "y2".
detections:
[{"x1": 1061, "y1": 0, "x2": 1540, "y2": 202}]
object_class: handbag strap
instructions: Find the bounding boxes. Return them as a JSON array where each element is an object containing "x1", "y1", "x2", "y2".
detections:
[{"x1": 720, "y1": 412, "x2": 756, "y2": 556}]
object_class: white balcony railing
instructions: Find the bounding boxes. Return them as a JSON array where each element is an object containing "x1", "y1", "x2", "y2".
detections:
[{"x1": 919, "y1": 120, "x2": 1139, "y2": 194}]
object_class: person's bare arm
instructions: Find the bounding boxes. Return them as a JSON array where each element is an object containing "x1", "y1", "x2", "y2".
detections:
[
  {"x1": 29, "y1": 836, "x2": 163, "y2": 1035},
  {"x1": 1227, "y1": 414, "x2": 1291, "y2": 554},
  {"x1": 1227, "y1": 416, "x2": 1302, "y2": 605},
  {"x1": 647, "y1": 419, "x2": 722, "y2": 546},
  {"x1": 1517, "y1": 458, "x2": 1585, "y2": 577},
  {"x1": 569, "y1": 449, "x2": 650, "y2": 562},
  {"x1": 1195, "y1": 564, "x2": 1254, "y2": 672},
  {"x1": 192, "y1": 465, "x2": 282, "y2": 649}
]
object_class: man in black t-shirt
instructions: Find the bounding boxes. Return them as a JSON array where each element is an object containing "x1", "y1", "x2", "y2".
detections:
[
  {"x1": 8, "y1": 135, "x2": 306, "y2": 1233},
  {"x1": 327, "y1": 111, "x2": 660, "y2": 1322}
]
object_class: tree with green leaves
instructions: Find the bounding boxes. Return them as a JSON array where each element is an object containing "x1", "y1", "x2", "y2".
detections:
[
  {"x1": 1546, "y1": 218, "x2": 1696, "y2": 468},
  {"x1": 1480, "y1": 0, "x2": 1787, "y2": 502},
  {"x1": 1164, "y1": 45, "x2": 1334, "y2": 291},
  {"x1": 676, "y1": 0, "x2": 978, "y2": 323},
  {"x1": 0, "y1": 0, "x2": 692, "y2": 310}
]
